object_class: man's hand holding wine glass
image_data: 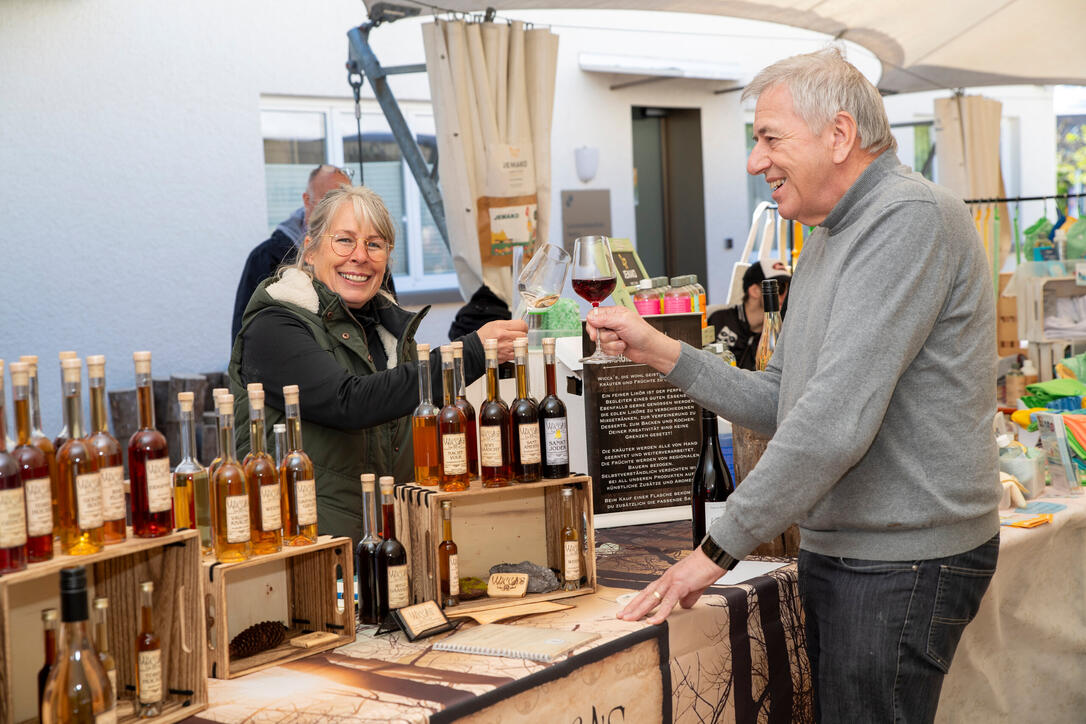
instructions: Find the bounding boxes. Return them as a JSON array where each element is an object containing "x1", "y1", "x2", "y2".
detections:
[{"x1": 585, "y1": 306, "x2": 683, "y2": 374}]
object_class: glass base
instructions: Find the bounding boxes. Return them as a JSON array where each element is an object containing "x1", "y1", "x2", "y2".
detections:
[{"x1": 580, "y1": 353, "x2": 622, "y2": 364}]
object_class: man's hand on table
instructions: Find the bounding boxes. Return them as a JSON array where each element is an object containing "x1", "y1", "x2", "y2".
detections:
[{"x1": 616, "y1": 547, "x2": 727, "y2": 624}]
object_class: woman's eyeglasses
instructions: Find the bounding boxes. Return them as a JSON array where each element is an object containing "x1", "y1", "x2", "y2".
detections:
[{"x1": 324, "y1": 234, "x2": 390, "y2": 260}]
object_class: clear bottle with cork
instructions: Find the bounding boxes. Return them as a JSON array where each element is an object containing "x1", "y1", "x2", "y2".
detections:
[
  {"x1": 52, "y1": 351, "x2": 78, "y2": 450},
  {"x1": 754, "y1": 279, "x2": 782, "y2": 372},
  {"x1": 10, "y1": 361, "x2": 53, "y2": 563},
  {"x1": 411, "y1": 344, "x2": 441, "y2": 486},
  {"x1": 212, "y1": 393, "x2": 253, "y2": 562},
  {"x1": 56, "y1": 358, "x2": 104, "y2": 556},
  {"x1": 280, "y1": 385, "x2": 318, "y2": 546},
  {"x1": 174, "y1": 391, "x2": 212, "y2": 554},
  {"x1": 560, "y1": 487, "x2": 582, "y2": 591},
  {"x1": 128, "y1": 351, "x2": 174, "y2": 538},
  {"x1": 243, "y1": 384, "x2": 283, "y2": 555},
  {"x1": 450, "y1": 341, "x2": 478, "y2": 478},
  {"x1": 208, "y1": 387, "x2": 229, "y2": 478},
  {"x1": 86, "y1": 355, "x2": 126, "y2": 544},
  {"x1": 135, "y1": 580, "x2": 163, "y2": 717}
]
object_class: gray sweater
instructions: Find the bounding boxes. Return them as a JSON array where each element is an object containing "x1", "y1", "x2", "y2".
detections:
[{"x1": 670, "y1": 152, "x2": 1001, "y2": 561}]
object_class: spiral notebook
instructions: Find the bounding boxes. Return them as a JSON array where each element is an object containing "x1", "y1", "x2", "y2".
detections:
[{"x1": 433, "y1": 624, "x2": 600, "y2": 662}]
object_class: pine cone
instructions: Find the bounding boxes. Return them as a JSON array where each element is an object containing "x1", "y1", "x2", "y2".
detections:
[{"x1": 229, "y1": 620, "x2": 288, "y2": 659}]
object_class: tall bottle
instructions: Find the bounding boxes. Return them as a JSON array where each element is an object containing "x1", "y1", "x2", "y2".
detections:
[
  {"x1": 450, "y1": 341, "x2": 478, "y2": 478},
  {"x1": 355, "y1": 473, "x2": 382, "y2": 625},
  {"x1": 438, "y1": 345, "x2": 470, "y2": 492},
  {"x1": 20, "y1": 355, "x2": 59, "y2": 538},
  {"x1": 13, "y1": 361, "x2": 55, "y2": 564},
  {"x1": 38, "y1": 608, "x2": 58, "y2": 716},
  {"x1": 208, "y1": 387, "x2": 229, "y2": 477},
  {"x1": 212, "y1": 394, "x2": 253, "y2": 563},
  {"x1": 0, "y1": 359, "x2": 28, "y2": 575},
  {"x1": 280, "y1": 385, "x2": 318, "y2": 546},
  {"x1": 273, "y1": 423, "x2": 287, "y2": 468},
  {"x1": 754, "y1": 279, "x2": 782, "y2": 372},
  {"x1": 538, "y1": 338, "x2": 569, "y2": 479},
  {"x1": 173, "y1": 392, "x2": 211, "y2": 553},
  {"x1": 56, "y1": 358, "x2": 104, "y2": 556},
  {"x1": 510, "y1": 338, "x2": 541, "y2": 483},
  {"x1": 86, "y1": 356, "x2": 126, "y2": 544},
  {"x1": 52, "y1": 350, "x2": 78, "y2": 450},
  {"x1": 243, "y1": 384, "x2": 282, "y2": 555},
  {"x1": 479, "y1": 339, "x2": 512, "y2": 488},
  {"x1": 438, "y1": 500, "x2": 459, "y2": 608},
  {"x1": 40, "y1": 566, "x2": 114, "y2": 724},
  {"x1": 691, "y1": 407, "x2": 734, "y2": 549},
  {"x1": 92, "y1": 597, "x2": 117, "y2": 713},
  {"x1": 411, "y1": 344, "x2": 441, "y2": 486},
  {"x1": 135, "y1": 580, "x2": 164, "y2": 718},
  {"x1": 560, "y1": 487, "x2": 582, "y2": 591},
  {"x1": 128, "y1": 351, "x2": 173, "y2": 538},
  {"x1": 376, "y1": 476, "x2": 408, "y2": 618}
]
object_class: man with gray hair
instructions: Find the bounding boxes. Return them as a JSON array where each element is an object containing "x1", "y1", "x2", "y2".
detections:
[{"x1": 591, "y1": 47, "x2": 1000, "y2": 721}]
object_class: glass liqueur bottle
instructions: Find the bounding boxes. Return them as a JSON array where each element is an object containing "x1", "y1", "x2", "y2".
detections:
[
  {"x1": 691, "y1": 407, "x2": 735, "y2": 549},
  {"x1": 212, "y1": 393, "x2": 253, "y2": 563},
  {"x1": 560, "y1": 487, "x2": 582, "y2": 591},
  {"x1": 510, "y1": 338, "x2": 541, "y2": 483},
  {"x1": 20, "y1": 355, "x2": 60, "y2": 538},
  {"x1": 411, "y1": 343, "x2": 441, "y2": 486},
  {"x1": 355, "y1": 473, "x2": 382, "y2": 625},
  {"x1": 438, "y1": 345, "x2": 470, "y2": 491},
  {"x1": 755, "y1": 279, "x2": 782, "y2": 372},
  {"x1": 450, "y1": 341, "x2": 478, "y2": 478},
  {"x1": 10, "y1": 362, "x2": 54, "y2": 562},
  {"x1": 41, "y1": 566, "x2": 115, "y2": 724},
  {"x1": 136, "y1": 580, "x2": 164, "y2": 717},
  {"x1": 0, "y1": 359, "x2": 29, "y2": 575},
  {"x1": 86, "y1": 355, "x2": 126, "y2": 544},
  {"x1": 92, "y1": 597, "x2": 117, "y2": 713},
  {"x1": 174, "y1": 391, "x2": 212, "y2": 553},
  {"x1": 478, "y1": 338, "x2": 512, "y2": 487},
  {"x1": 208, "y1": 387, "x2": 229, "y2": 477},
  {"x1": 52, "y1": 350, "x2": 78, "y2": 450},
  {"x1": 128, "y1": 351, "x2": 173, "y2": 538},
  {"x1": 243, "y1": 384, "x2": 283, "y2": 555},
  {"x1": 280, "y1": 385, "x2": 318, "y2": 545},
  {"x1": 273, "y1": 423, "x2": 287, "y2": 468},
  {"x1": 539, "y1": 337, "x2": 569, "y2": 479},
  {"x1": 376, "y1": 476, "x2": 408, "y2": 618},
  {"x1": 56, "y1": 358, "x2": 104, "y2": 556},
  {"x1": 38, "y1": 607, "x2": 58, "y2": 716},
  {"x1": 438, "y1": 500, "x2": 459, "y2": 608}
]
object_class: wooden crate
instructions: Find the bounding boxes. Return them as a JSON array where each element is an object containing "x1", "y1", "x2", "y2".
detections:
[
  {"x1": 394, "y1": 475, "x2": 596, "y2": 614},
  {"x1": 203, "y1": 535, "x2": 354, "y2": 679},
  {"x1": 0, "y1": 529, "x2": 206, "y2": 724},
  {"x1": 997, "y1": 272, "x2": 1020, "y2": 357}
]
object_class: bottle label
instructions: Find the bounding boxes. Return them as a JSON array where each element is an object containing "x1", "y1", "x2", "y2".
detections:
[
  {"x1": 260, "y1": 483, "x2": 282, "y2": 531},
  {"x1": 564, "y1": 540, "x2": 580, "y2": 582},
  {"x1": 100, "y1": 465, "x2": 126, "y2": 521},
  {"x1": 96, "y1": 709, "x2": 117, "y2": 724},
  {"x1": 137, "y1": 648, "x2": 162, "y2": 703},
  {"x1": 543, "y1": 417, "x2": 569, "y2": 465},
  {"x1": 518, "y1": 424, "x2": 541, "y2": 464},
  {"x1": 705, "y1": 501, "x2": 727, "y2": 531},
  {"x1": 633, "y1": 297, "x2": 658, "y2": 316},
  {"x1": 76, "y1": 472, "x2": 104, "y2": 530},
  {"x1": 295, "y1": 478, "x2": 317, "y2": 527},
  {"x1": 387, "y1": 564, "x2": 409, "y2": 608},
  {"x1": 479, "y1": 426, "x2": 504, "y2": 468},
  {"x1": 0, "y1": 487, "x2": 27, "y2": 548},
  {"x1": 448, "y1": 555, "x2": 460, "y2": 596},
  {"x1": 441, "y1": 432, "x2": 467, "y2": 475},
  {"x1": 225, "y1": 494, "x2": 251, "y2": 543},
  {"x1": 24, "y1": 476, "x2": 53, "y2": 537},
  {"x1": 145, "y1": 457, "x2": 172, "y2": 513}
]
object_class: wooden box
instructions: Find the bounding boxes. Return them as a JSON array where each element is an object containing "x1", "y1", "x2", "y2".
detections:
[
  {"x1": 394, "y1": 475, "x2": 596, "y2": 613},
  {"x1": 997, "y1": 272, "x2": 1020, "y2": 357},
  {"x1": 0, "y1": 529, "x2": 206, "y2": 724},
  {"x1": 203, "y1": 535, "x2": 354, "y2": 679}
]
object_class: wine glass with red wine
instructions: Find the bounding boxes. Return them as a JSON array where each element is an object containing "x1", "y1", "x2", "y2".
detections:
[{"x1": 572, "y1": 235, "x2": 620, "y2": 363}]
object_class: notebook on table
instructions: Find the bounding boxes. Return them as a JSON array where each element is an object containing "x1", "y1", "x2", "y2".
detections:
[{"x1": 433, "y1": 623, "x2": 600, "y2": 662}]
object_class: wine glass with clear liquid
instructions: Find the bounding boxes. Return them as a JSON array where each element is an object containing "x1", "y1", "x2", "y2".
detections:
[
  {"x1": 572, "y1": 235, "x2": 620, "y2": 363},
  {"x1": 516, "y1": 243, "x2": 572, "y2": 319}
]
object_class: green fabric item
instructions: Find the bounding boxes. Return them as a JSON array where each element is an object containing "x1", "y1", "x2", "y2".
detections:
[
  {"x1": 1021, "y1": 378, "x2": 1086, "y2": 408},
  {"x1": 1060, "y1": 351, "x2": 1086, "y2": 380},
  {"x1": 1023, "y1": 216, "x2": 1053, "y2": 257},
  {"x1": 540, "y1": 297, "x2": 583, "y2": 335},
  {"x1": 1063, "y1": 414, "x2": 1086, "y2": 460},
  {"x1": 1067, "y1": 219, "x2": 1086, "y2": 261}
]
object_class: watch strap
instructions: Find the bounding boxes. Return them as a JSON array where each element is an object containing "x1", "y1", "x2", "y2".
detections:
[{"x1": 699, "y1": 534, "x2": 739, "y2": 571}]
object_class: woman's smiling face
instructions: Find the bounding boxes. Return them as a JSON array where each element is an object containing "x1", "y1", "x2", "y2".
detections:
[{"x1": 304, "y1": 200, "x2": 388, "y2": 307}]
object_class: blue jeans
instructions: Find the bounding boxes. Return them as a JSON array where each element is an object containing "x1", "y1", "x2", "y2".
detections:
[{"x1": 798, "y1": 534, "x2": 999, "y2": 723}]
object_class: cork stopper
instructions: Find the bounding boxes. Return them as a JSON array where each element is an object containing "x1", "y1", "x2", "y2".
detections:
[
  {"x1": 246, "y1": 382, "x2": 263, "y2": 395},
  {"x1": 440, "y1": 345, "x2": 453, "y2": 362},
  {"x1": 132, "y1": 350, "x2": 152, "y2": 374},
  {"x1": 212, "y1": 387, "x2": 228, "y2": 402},
  {"x1": 451, "y1": 340, "x2": 464, "y2": 358},
  {"x1": 20, "y1": 355, "x2": 38, "y2": 373},
  {"x1": 61, "y1": 357, "x2": 82, "y2": 382},
  {"x1": 273, "y1": 423, "x2": 286, "y2": 434},
  {"x1": 93, "y1": 597, "x2": 109, "y2": 611},
  {"x1": 441, "y1": 500, "x2": 452, "y2": 511},
  {"x1": 542, "y1": 337, "x2": 556, "y2": 353},
  {"x1": 360, "y1": 473, "x2": 375, "y2": 493},
  {"x1": 561, "y1": 486, "x2": 573, "y2": 497},
  {"x1": 10, "y1": 362, "x2": 28, "y2": 387},
  {"x1": 484, "y1": 338, "x2": 497, "y2": 351},
  {"x1": 417, "y1": 343, "x2": 430, "y2": 355},
  {"x1": 283, "y1": 384, "x2": 300, "y2": 406},
  {"x1": 379, "y1": 475, "x2": 395, "y2": 493},
  {"x1": 249, "y1": 388, "x2": 265, "y2": 410},
  {"x1": 86, "y1": 355, "x2": 105, "y2": 377},
  {"x1": 218, "y1": 394, "x2": 234, "y2": 415},
  {"x1": 177, "y1": 391, "x2": 194, "y2": 413},
  {"x1": 41, "y1": 608, "x2": 58, "y2": 623},
  {"x1": 140, "y1": 581, "x2": 154, "y2": 594},
  {"x1": 58, "y1": 350, "x2": 77, "y2": 361},
  {"x1": 514, "y1": 337, "x2": 528, "y2": 351}
]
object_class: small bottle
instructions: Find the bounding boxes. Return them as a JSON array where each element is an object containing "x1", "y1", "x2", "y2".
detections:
[
  {"x1": 690, "y1": 275, "x2": 707, "y2": 328},
  {"x1": 664, "y1": 276, "x2": 692, "y2": 314},
  {"x1": 1021, "y1": 359, "x2": 1039, "y2": 387},
  {"x1": 41, "y1": 566, "x2": 114, "y2": 723},
  {"x1": 355, "y1": 474, "x2": 382, "y2": 626},
  {"x1": 450, "y1": 341, "x2": 478, "y2": 478},
  {"x1": 650, "y1": 276, "x2": 670, "y2": 314},
  {"x1": 691, "y1": 407, "x2": 734, "y2": 549},
  {"x1": 280, "y1": 385, "x2": 318, "y2": 545},
  {"x1": 272, "y1": 423, "x2": 287, "y2": 468},
  {"x1": 560, "y1": 488, "x2": 581, "y2": 591},
  {"x1": 510, "y1": 338, "x2": 541, "y2": 483},
  {"x1": 38, "y1": 607, "x2": 58, "y2": 717},
  {"x1": 479, "y1": 339, "x2": 512, "y2": 488},
  {"x1": 539, "y1": 338, "x2": 569, "y2": 479},
  {"x1": 174, "y1": 392, "x2": 212, "y2": 554},
  {"x1": 208, "y1": 387, "x2": 230, "y2": 477},
  {"x1": 52, "y1": 350, "x2": 78, "y2": 450},
  {"x1": 754, "y1": 280, "x2": 782, "y2": 372},
  {"x1": 20, "y1": 355, "x2": 60, "y2": 538},
  {"x1": 438, "y1": 345, "x2": 470, "y2": 492},
  {"x1": 92, "y1": 597, "x2": 117, "y2": 713},
  {"x1": 243, "y1": 385, "x2": 282, "y2": 555},
  {"x1": 11, "y1": 362, "x2": 54, "y2": 562},
  {"x1": 1004, "y1": 364, "x2": 1025, "y2": 403},
  {"x1": 411, "y1": 344, "x2": 441, "y2": 486},
  {"x1": 135, "y1": 580, "x2": 164, "y2": 717},
  {"x1": 376, "y1": 476, "x2": 408, "y2": 618},
  {"x1": 128, "y1": 351, "x2": 174, "y2": 538},
  {"x1": 86, "y1": 356, "x2": 126, "y2": 544},
  {"x1": 633, "y1": 278, "x2": 659, "y2": 316},
  {"x1": 0, "y1": 359, "x2": 28, "y2": 575},
  {"x1": 56, "y1": 358, "x2": 104, "y2": 556},
  {"x1": 438, "y1": 500, "x2": 459, "y2": 608},
  {"x1": 212, "y1": 394, "x2": 253, "y2": 563}
]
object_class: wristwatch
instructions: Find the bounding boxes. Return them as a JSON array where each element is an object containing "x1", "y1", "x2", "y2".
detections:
[{"x1": 699, "y1": 534, "x2": 739, "y2": 571}]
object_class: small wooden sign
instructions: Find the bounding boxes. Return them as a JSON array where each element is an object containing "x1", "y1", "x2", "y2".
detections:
[
  {"x1": 391, "y1": 600, "x2": 456, "y2": 641},
  {"x1": 487, "y1": 573, "x2": 529, "y2": 598},
  {"x1": 288, "y1": 631, "x2": 341, "y2": 649}
]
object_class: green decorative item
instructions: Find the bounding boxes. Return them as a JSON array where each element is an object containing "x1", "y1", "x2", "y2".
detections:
[
  {"x1": 540, "y1": 298, "x2": 582, "y2": 336},
  {"x1": 1066, "y1": 219, "x2": 1086, "y2": 260},
  {"x1": 459, "y1": 576, "x2": 489, "y2": 600},
  {"x1": 1022, "y1": 217, "x2": 1053, "y2": 258}
]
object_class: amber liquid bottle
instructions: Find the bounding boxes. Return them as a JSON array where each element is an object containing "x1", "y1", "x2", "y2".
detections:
[
  {"x1": 86, "y1": 356, "x2": 126, "y2": 544},
  {"x1": 175, "y1": 391, "x2": 212, "y2": 555},
  {"x1": 56, "y1": 358, "x2": 104, "y2": 556},
  {"x1": 411, "y1": 343, "x2": 441, "y2": 486},
  {"x1": 478, "y1": 339, "x2": 512, "y2": 487},
  {"x1": 243, "y1": 385, "x2": 282, "y2": 555},
  {"x1": 376, "y1": 476, "x2": 408, "y2": 618},
  {"x1": 755, "y1": 279, "x2": 782, "y2": 372},
  {"x1": 560, "y1": 487, "x2": 582, "y2": 591},
  {"x1": 538, "y1": 338, "x2": 570, "y2": 479},
  {"x1": 208, "y1": 387, "x2": 229, "y2": 478},
  {"x1": 510, "y1": 338, "x2": 541, "y2": 483},
  {"x1": 280, "y1": 385, "x2": 318, "y2": 546},
  {"x1": 438, "y1": 346, "x2": 470, "y2": 491},
  {"x1": 135, "y1": 580, "x2": 164, "y2": 717},
  {"x1": 438, "y1": 500, "x2": 459, "y2": 608},
  {"x1": 92, "y1": 597, "x2": 117, "y2": 713},
  {"x1": 212, "y1": 394, "x2": 253, "y2": 563},
  {"x1": 52, "y1": 350, "x2": 77, "y2": 450},
  {"x1": 450, "y1": 341, "x2": 478, "y2": 478},
  {"x1": 128, "y1": 351, "x2": 173, "y2": 538},
  {"x1": 38, "y1": 607, "x2": 58, "y2": 716},
  {"x1": 355, "y1": 473, "x2": 382, "y2": 625},
  {"x1": 10, "y1": 362, "x2": 53, "y2": 562},
  {"x1": 0, "y1": 359, "x2": 28, "y2": 574},
  {"x1": 20, "y1": 355, "x2": 60, "y2": 539}
]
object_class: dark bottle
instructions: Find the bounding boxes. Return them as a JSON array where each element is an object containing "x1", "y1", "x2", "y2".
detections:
[
  {"x1": 0, "y1": 359, "x2": 29, "y2": 574},
  {"x1": 509, "y1": 338, "x2": 541, "y2": 483},
  {"x1": 754, "y1": 279, "x2": 782, "y2": 372},
  {"x1": 538, "y1": 338, "x2": 569, "y2": 478},
  {"x1": 20, "y1": 355, "x2": 60, "y2": 541},
  {"x1": 437, "y1": 500, "x2": 459, "y2": 607},
  {"x1": 450, "y1": 341, "x2": 479, "y2": 478},
  {"x1": 375, "y1": 476, "x2": 408, "y2": 619},
  {"x1": 11, "y1": 362, "x2": 54, "y2": 562},
  {"x1": 38, "y1": 607, "x2": 57, "y2": 715},
  {"x1": 355, "y1": 474, "x2": 382, "y2": 625},
  {"x1": 478, "y1": 339, "x2": 512, "y2": 487},
  {"x1": 691, "y1": 407, "x2": 734, "y2": 549},
  {"x1": 437, "y1": 346, "x2": 470, "y2": 491},
  {"x1": 128, "y1": 351, "x2": 174, "y2": 538}
]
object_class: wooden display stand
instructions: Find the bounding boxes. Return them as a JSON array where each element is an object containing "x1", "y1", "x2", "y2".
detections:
[
  {"x1": 0, "y1": 529, "x2": 206, "y2": 724},
  {"x1": 394, "y1": 475, "x2": 596, "y2": 614},
  {"x1": 203, "y1": 535, "x2": 354, "y2": 679}
]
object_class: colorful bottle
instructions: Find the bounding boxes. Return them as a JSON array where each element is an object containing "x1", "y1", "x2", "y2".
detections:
[
  {"x1": 411, "y1": 344, "x2": 441, "y2": 486},
  {"x1": 37, "y1": 607, "x2": 58, "y2": 716},
  {"x1": 10, "y1": 361, "x2": 53, "y2": 562},
  {"x1": 0, "y1": 359, "x2": 27, "y2": 574},
  {"x1": 86, "y1": 356, "x2": 126, "y2": 544},
  {"x1": 650, "y1": 276, "x2": 670, "y2": 314},
  {"x1": 510, "y1": 338, "x2": 541, "y2": 483},
  {"x1": 280, "y1": 385, "x2": 318, "y2": 545},
  {"x1": 20, "y1": 355, "x2": 60, "y2": 538},
  {"x1": 376, "y1": 476, "x2": 408, "y2": 618},
  {"x1": 539, "y1": 338, "x2": 569, "y2": 479},
  {"x1": 56, "y1": 358, "x2": 104, "y2": 556},
  {"x1": 243, "y1": 384, "x2": 282, "y2": 555},
  {"x1": 755, "y1": 280, "x2": 782, "y2": 372},
  {"x1": 128, "y1": 351, "x2": 173, "y2": 538},
  {"x1": 633, "y1": 278, "x2": 660, "y2": 316},
  {"x1": 52, "y1": 350, "x2": 78, "y2": 450},
  {"x1": 438, "y1": 345, "x2": 470, "y2": 492},
  {"x1": 560, "y1": 487, "x2": 582, "y2": 591},
  {"x1": 450, "y1": 341, "x2": 478, "y2": 478},
  {"x1": 355, "y1": 473, "x2": 382, "y2": 626},
  {"x1": 92, "y1": 597, "x2": 117, "y2": 713},
  {"x1": 212, "y1": 394, "x2": 253, "y2": 562},
  {"x1": 691, "y1": 407, "x2": 734, "y2": 548},
  {"x1": 664, "y1": 276, "x2": 693, "y2": 314},
  {"x1": 690, "y1": 275, "x2": 707, "y2": 328},
  {"x1": 174, "y1": 391, "x2": 211, "y2": 553},
  {"x1": 135, "y1": 580, "x2": 164, "y2": 717},
  {"x1": 438, "y1": 500, "x2": 459, "y2": 608},
  {"x1": 479, "y1": 339, "x2": 512, "y2": 488}
]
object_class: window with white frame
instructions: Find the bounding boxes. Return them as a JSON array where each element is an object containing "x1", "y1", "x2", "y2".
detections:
[{"x1": 260, "y1": 99, "x2": 455, "y2": 292}]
